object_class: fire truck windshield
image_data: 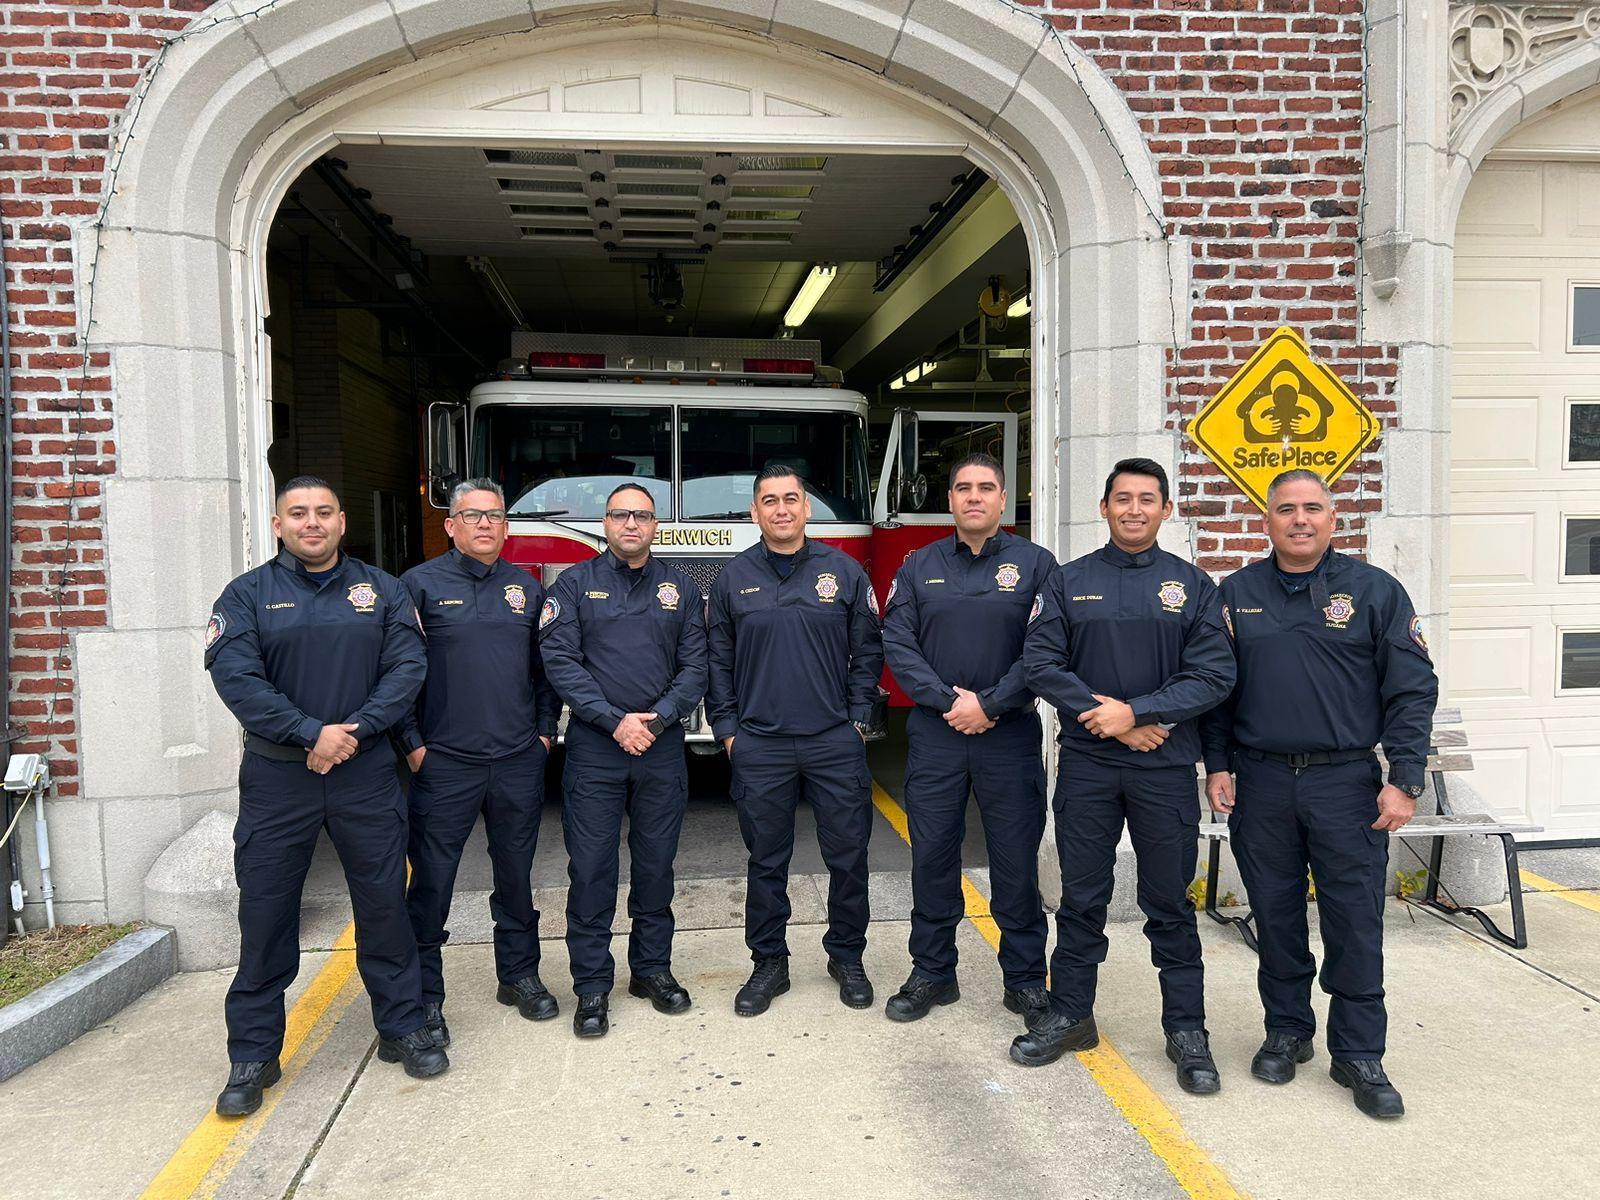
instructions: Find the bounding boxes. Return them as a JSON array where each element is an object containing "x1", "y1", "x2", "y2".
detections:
[
  {"x1": 475, "y1": 404, "x2": 674, "y2": 520},
  {"x1": 476, "y1": 402, "x2": 871, "y2": 524},
  {"x1": 679, "y1": 407, "x2": 870, "y2": 522}
]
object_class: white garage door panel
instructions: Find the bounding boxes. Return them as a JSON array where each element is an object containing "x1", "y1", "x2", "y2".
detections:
[
  {"x1": 1453, "y1": 144, "x2": 1600, "y2": 841},
  {"x1": 1552, "y1": 744, "x2": 1600, "y2": 826},
  {"x1": 1448, "y1": 627, "x2": 1535, "y2": 699},
  {"x1": 1458, "y1": 162, "x2": 1544, "y2": 237},
  {"x1": 1454, "y1": 278, "x2": 1543, "y2": 353},
  {"x1": 1574, "y1": 166, "x2": 1600, "y2": 238},
  {"x1": 1457, "y1": 741, "x2": 1538, "y2": 825},
  {"x1": 1451, "y1": 396, "x2": 1541, "y2": 470},
  {"x1": 1450, "y1": 513, "x2": 1538, "y2": 585}
]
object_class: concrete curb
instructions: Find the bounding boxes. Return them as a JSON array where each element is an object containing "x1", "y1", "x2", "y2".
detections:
[{"x1": 0, "y1": 926, "x2": 177, "y2": 1082}]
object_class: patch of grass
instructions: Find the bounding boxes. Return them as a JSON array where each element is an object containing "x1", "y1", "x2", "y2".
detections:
[{"x1": 0, "y1": 922, "x2": 141, "y2": 1009}]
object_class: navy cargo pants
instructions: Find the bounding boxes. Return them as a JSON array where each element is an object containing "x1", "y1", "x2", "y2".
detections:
[
  {"x1": 903, "y1": 705, "x2": 1047, "y2": 989},
  {"x1": 404, "y1": 742, "x2": 547, "y2": 1006},
  {"x1": 1050, "y1": 749, "x2": 1206, "y2": 1032},
  {"x1": 731, "y1": 722, "x2": 872, "y2": 964},
  {"x1": 562, "y1": 719, "x2": 689, "y2": 995},
  {"x1": 228, "y1": 747, "x2": 425, "y2": 1063},
  {"x1": 1228, "y1": 751, "x2": 1390, "y2": 1060}
]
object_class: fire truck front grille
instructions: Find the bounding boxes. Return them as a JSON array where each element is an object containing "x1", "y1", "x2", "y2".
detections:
[{"x1": 668, "y1": 556, "x2": 733, "y2": 599}]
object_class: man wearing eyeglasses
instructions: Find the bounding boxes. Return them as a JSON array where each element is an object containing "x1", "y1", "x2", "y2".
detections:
[
  {"x1": 399, "y1": 479, "x2": 562, "y2": 1050},
  {"x1": 539, "y1": 483, "x2": 707, "y2": 1038}
]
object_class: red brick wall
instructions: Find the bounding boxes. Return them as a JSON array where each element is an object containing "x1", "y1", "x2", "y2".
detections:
[
  {"x1": 1031, "y1": 0, "x2": 1393, "y2": 570},
  {"x1": 0, "y1": 0, "x2": 1382, "y2": 797},
  {"x1": 0, "y1": 0, "x2": 214, "y2": 795}
]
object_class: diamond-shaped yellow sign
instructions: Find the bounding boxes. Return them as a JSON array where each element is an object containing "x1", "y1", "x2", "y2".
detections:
[{"x1": 1187, "y1": 326, "x2": 1379, "y2": 512}]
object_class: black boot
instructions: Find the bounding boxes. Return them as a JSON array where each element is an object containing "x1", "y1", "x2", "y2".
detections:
[
  {"x1": 1251, "y1": 1032, "x2": 1313, "y2": 1084},
  {"x1": 497, "y1": 974, "x2": 560, "y2": 1021},
  {"x1": 1165, "y1": 1029, "x2": 1221, "y2": 1095},
  {"x1": 215, "y1": 1059, "x2": 281, "y2": 1117},
  {"x1": 734, "y1": 956, "x2": 791, "y2": 1016},
  {"x1": 376, "y1": 1028, "x2": 450, "y2": 1079},
  {"x1": 1009, "y1": 1009, "x2": 1099, "y2": 1067},
  {"x1": 628, "y1": 971, "x2": 692, "y2": 1014},
  {"x1": 573, "y1": 992, "x2": 609, "y2": 1038},
  {"x1": 1330, "y1": 1059, "x2": 1405, "y2": 1118},
  {"x1": 422, "y1": 1001, "x2": 450, "y2": 1049},
  {"x1": 1002, "y1": 986, "x2": 1051, "y2": 1029},
  {"x1": 884, "y1": 973, "x2": 960, "y2": 1022},
  {"x1": 827, "y1": 958, "x2": 874, "y2": 1009}
]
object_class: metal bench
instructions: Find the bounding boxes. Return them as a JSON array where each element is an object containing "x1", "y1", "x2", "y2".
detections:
[{"x1": 1200, "y1": 709, "x2": 1542, "y2": 951}]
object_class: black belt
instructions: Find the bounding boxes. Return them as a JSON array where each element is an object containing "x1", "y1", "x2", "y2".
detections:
[
  {"x1": 244, "y1": 733, "x2": 371, "y2": 763},
  {"x1": 1239, "y1": 746, "x2": 1372, "y2": 770}
]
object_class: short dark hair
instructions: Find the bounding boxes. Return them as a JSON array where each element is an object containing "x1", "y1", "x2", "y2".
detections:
[
  {"x1": 605, "y1": 481, "x2": 656, "y2": 508},
  {"x1": 1101, "y1": 457, "x2": 1169, "y2": 505},
  {"x1": 276, "y1": 474, "x2": 341, "y2": 508},
  {"x1": 949, "y1": 452, "x2": 1005, "y2": 489},
  {"x1": 753, "y1": 461, "x2": 805, "y2": 497}
]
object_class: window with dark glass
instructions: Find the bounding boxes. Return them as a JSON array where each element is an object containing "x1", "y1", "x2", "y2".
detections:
[
  {"x1": 1559, "y1": 631, "x2": 1600, "y2": 691},
  {"x1": 1574, "y1": 285, "x2": 1600, "y2": 348},
  {"x1": 1569, "y1": 402, "x2": 1600, "y2": 464},
  {"x1": 678, "y1": 408, "x2": 870, "y2": 521},
  {"x1": 1564, "y1": 517, "x2": 1600, "y2": 577},
  {"x1": 472, "y1": 404, "x2": 674, "y2": 519}
]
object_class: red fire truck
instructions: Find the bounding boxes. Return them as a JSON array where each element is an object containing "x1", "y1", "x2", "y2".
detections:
[{"x1": 425, "y1": 333, "x2": 1019, "y2": 742}]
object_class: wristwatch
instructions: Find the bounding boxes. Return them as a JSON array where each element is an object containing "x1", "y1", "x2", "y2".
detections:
[{"x1": 1399, "y1": 782, "x2": 1426, "y2": 799}]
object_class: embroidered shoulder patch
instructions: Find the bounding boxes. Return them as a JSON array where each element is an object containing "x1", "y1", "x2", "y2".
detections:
[
  {"x1": 1028, "y1": 593, "x2": 1043, "y2": 624},
  {"x1": 866, "y1": 584, "x2": 879, "y2": 617},
  {"x1": 539, "y1": 596, "x2": 560, "y2": 629},
  {"x1": 1408, "y1": 614, "x2": 1428, "y2": 653},
  {"x1": 205, "y1": 612, "x2": 225, "y2": 647},
  {"x1": 885, "y1": 577, "x2": 899, "y2": 607}
]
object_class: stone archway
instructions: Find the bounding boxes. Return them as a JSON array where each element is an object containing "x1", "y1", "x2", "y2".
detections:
[{"x1": 79, "y1": 0, "x2": 1173, "y2": 922}]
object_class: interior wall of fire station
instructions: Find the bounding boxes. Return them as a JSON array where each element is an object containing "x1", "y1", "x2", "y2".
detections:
[{"x1": 71, "y1": 2, "x2": 1179, "y2": 927}]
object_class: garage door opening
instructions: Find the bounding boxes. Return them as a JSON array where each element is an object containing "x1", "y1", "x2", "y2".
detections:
[
  {"x1": 263, "y1": 142, "x2": 1037, "y2": 592},
  {"x1": 260, "y1": 136, "x2": 1041, "y2": 897}
]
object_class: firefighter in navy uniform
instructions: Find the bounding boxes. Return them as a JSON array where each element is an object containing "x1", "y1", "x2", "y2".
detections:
[
  {"x1": 204, "y1": 476, "x2": 446, "y2": 1119},
  {"x1": 1015, "y1": 458, "x2": 1235, "y2": 1093},
  {"x1": 1202, "y1": 469, "x2": 1437, "y2": 1120},
  {"x1": 539, "y1": 484, "x2": 707, "y2": 1038},
  {"x1": 398, "y1": 480, "x2": 561, "y2": 1049},
  {"x1": 707, "y1": 464, "x2": 884, "y2": 1016},
  {"x1": 880, "y1": 452, "x2": 1056, "y2": 1024}
]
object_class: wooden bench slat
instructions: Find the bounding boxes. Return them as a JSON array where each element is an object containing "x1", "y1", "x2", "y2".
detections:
[
  {"x1": 1431, "y1": 729, "x2": 1469, "y2": 748},
  {"x1": 1199, "y1": 815, "x2": 1542, "y2": 840},
  {"x1": 1434, "y1": 707, "x2": 1463, "y2": 725}
]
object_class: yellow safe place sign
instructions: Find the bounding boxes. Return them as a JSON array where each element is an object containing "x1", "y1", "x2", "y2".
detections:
[{"x1": 1187, "y1": 325, "x2": 1379, "y2": 512}]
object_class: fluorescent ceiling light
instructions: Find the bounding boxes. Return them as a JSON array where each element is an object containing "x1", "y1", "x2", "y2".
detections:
[
  {"x1": 889, "y1": 376, "x2": 905, "y2": 391},
  {"x1": 921, "y1": 360, "x2": 938, "y2": 376},
  {"x1": 782, "y1": 263, "x2": 837, "y2": 329},
  {"x1": 1007, "y1": 294, "x2": 1031, "y2": 318}
]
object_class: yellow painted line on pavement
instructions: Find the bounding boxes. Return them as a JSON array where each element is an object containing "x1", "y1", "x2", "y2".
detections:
[
  {"x1": 1522, "y1": 871, "x2": 1600, "y2": 916},
  {"x1": 870, "y1": 782, "x2": 1244, "y2": 1200},
  {"x1": 139, "y1": 921, "x2": 362, "y2": 1200}
]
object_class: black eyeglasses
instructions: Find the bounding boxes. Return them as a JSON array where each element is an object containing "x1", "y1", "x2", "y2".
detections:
[
  {"x1": 605, "y1": 508, "x2": 658, "y2": 524},
  {"x1": 451, "y1": 508, "x2": 506, "y2": 525}
]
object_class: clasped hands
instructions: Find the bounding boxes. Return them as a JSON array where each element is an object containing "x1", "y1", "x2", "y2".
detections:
[
  {"x1": 614, "y1": 712, "x2": 660, "y2": 757},
  {"x1": 1078, "y1": 694, "x2": 1168, "y2": 753}
]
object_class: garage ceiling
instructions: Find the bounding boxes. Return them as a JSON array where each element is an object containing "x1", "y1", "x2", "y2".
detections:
[{"x1": 276, "y1": 144, "x2": 1025, "y2": 379}]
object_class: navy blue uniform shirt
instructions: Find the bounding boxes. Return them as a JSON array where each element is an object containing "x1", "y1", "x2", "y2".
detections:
[
  {"x1": 882, "y1": 529, "x2": 1057, "y2": 720},
  {"x1": 706, "y1": 539, "x2": 883, "y2": 740},
  {"x1": 1200, "y1": 549, "x2": 1439, "y2": 790},
  {"x1": 1024, "y1": 542, "x2": 1235, "y2": 768},
  {"x1": 397, "y1": 548, "x2": 560, "y2": 759},
  {"x1": 204, "y1": 549, "x2": 426, "y2": 749},
  {"x1": 538, "y1": 550, "x2": 707, "y2": 734}
]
